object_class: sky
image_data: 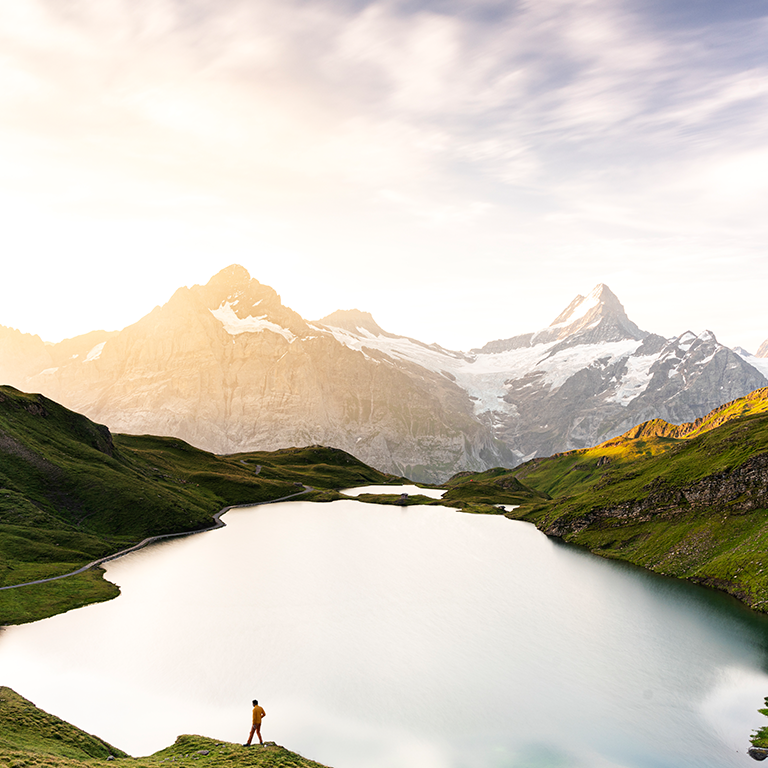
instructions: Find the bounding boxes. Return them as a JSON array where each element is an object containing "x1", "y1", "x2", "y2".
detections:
[{"x1": 1, "y1": 0, "x2": 767, "y2": 353}]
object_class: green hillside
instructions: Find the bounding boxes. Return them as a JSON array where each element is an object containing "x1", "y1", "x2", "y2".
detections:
[
  {"x1": 0, "y1": 687, "x2": 329, "y2": 768},
  {"x1": 0, "y1": 386, "x2": 401, "y2": 625},
  {"x1": 5, "y1": 381, "x2": 768, "y2": 624},
  {"x1": 448, "y1": 388, "x2": 768, "y2": 612},
  {"x1": 753, "y1": 696, "x2": 768, "y2": 750}
]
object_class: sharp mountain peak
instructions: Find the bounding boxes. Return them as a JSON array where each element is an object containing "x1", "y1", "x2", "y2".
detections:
[
  {"x1": 550, "y1": 283, "x2": 628, "y2": 326},
  {"x1": 475, "y1": 283, "x2": 646, "y2": 355},
  {"x1": 207, "y1": 263, "x2": 252, "y2": 290},
  {"x1": 317, "y1": 309, "x2": 389, "y2": 337}
]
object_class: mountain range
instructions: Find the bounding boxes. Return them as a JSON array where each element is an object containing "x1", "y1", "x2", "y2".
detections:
[{"x1": 1, "y1": 265, "x2": 766, "y2": 482}]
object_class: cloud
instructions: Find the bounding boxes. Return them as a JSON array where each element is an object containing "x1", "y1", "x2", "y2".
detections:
[
  {"x1": 2, "y1": 0, "x2": 764, "y2": 208},
  {"x1": 0, "y1": 0, "x2": 767, "y2": 350}
]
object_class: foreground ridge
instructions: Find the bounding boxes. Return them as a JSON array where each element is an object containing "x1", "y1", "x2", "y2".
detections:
[{"x1": 0, "y1": 688, "x2": 331, "y2": 768}]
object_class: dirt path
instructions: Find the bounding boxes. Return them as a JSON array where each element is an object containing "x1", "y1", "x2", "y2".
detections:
[{"x1": 0, "y1": 487, "x2": 312, "y2": 592}]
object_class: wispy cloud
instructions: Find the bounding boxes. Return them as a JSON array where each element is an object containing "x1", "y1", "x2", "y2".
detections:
[{"x1": 0, "y1": 0, "x2": 766, "y2": 349}]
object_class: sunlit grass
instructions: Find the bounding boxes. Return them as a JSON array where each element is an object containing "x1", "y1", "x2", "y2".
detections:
[{"x1": 447, "y1": 388, "x2": 768, "y2": 612}]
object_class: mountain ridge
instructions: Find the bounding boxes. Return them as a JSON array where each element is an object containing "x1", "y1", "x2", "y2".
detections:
[{"x1": 1, "y1": 265, "x2": 765, "y2": 481}]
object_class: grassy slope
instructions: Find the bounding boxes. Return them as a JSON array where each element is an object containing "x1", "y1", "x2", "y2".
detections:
[
  {"x1": 0, "y1": 686, "x2": 126, "y2": 761},
  {"x1": 0, "y1": 687, "x2": 329, "y2": 768},
  {"x1": 753, "y1": 697, "x2": 768, "y2": 748},
  {"x1": 0, "y1": 386, "x2": 401, "y2": 625},
  {"x1": 447, "y1": 387, "x2": 768, "y2": 612},
  {"x1": 4, "y1": 386, "x2": 768, "y2": 753},
  {"x1": 441, "y1": 468, "x2": 547, "y2": 506}
]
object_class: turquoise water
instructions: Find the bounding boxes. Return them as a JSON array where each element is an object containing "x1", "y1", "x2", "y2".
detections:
[{"x1": 1, "y1": 495, "x2": 767, "y2": 767}]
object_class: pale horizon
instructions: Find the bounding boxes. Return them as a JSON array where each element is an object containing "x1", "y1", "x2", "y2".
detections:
[
  {"x1": 4, "y1": 266, "x2": 757, "y2": 357},
  {"x1": 1, "y1": 0, "x2": 766, "y2": 354}
]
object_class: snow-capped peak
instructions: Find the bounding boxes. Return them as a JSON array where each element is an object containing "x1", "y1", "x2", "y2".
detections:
[
  {"x1": 549, "y1": 284, "x2": 608, "y2": 328},
  {"x1": 472, "y1": 284, "x2": 646, "y2": 356}
]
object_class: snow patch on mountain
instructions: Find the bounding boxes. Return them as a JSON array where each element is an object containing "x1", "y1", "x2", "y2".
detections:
[
  {"x1": 737, "y1": 350, "x2": 768, "y2": 380},
  {"x1": 322, "y1": 323, "x2": 465, "y2": 372},
  {"x1": 695, "y1": 350, "x2": 718, "y2": 367},
  {"x1": 211, "y1": 302, "x2": 296, "y2": 341},
  {"x1": 451, "y1": 339, "x2": 646, "y2": 416},
  {"x1": 325, "y1": 315, "x2": 652, "y2": 418},
  {"x1": 323, "y1": 322, "x2": 520, "y2": 416},
  {"x1": 605, "y1": 354, "x2": 657, "y2": 405},
  {"x1": 84, "y1": 342, "x2": 106, "y2": 362},
  {"x1": 535, "y1": 339, "x2": 643, "y2": 391},
  {"x1": 450, "y1": 344, "x2": 557, "y2": 415}
]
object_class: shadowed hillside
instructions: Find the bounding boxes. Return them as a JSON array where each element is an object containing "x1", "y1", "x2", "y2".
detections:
[{"x1": 0, "y1": 385, "x2": 401, "y2": 625}]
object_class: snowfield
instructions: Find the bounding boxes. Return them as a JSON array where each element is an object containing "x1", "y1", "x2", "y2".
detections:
[
  {"x1": 322, "y1": 319, "x2": 660, "y2": 417},
  {"x1": 737, "y1": 351, "x2": 768, "y2": 381},
  {"x1": 211, "y1": 302, "x2": 296, "y2": 342}
]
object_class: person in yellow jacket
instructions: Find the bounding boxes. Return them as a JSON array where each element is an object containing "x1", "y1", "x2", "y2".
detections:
[{"x1": 244, "y1": 699, "x2": 266, "y2": 746}]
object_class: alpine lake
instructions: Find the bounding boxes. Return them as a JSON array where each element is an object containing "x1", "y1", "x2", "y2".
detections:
[{"x1": 1, "y1": 487, "x2": 768, "y2": 768}]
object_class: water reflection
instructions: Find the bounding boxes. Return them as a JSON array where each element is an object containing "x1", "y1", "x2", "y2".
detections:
[{"x1": 1, "y1": 499, "x2": 768, "y2": 768}]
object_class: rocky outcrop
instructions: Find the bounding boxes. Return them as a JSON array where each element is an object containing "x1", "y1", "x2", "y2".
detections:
[{"x1": 545, "y1": 452, "x2": 768, "y2": 538}]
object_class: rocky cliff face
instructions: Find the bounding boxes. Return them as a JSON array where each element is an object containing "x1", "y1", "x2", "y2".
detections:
[
  {"x1": 0, "y1": 326, "x2": 53, "y2": 387},
  {"x1": 324, "y1": 283, "x2": 767, "y2": 465},
  {"x1": 545, "y1": 452, "x2": 768, "y2": 538},
  {"x1": 2, "y1": 268, "x2": 766, "y2": 481},
  {"x1": 17, "y1": 266, "x2": 512, "y2": 482}
]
